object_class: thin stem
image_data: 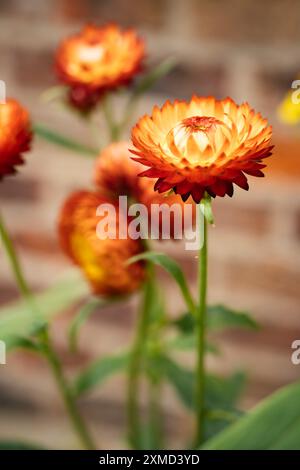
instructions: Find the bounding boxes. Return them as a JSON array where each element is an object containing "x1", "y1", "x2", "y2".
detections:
[
  {"x1": 194, "y1": 204, "x2": 208, "y2": 447},
  {"x1": 127, "y1": 265, "x2": 154, "y2": 449},
  {"x1": 0, "y1": 212, "x2": 96, "y2": 450},
  {"x1": 0, "y1": 213, "x2": 32, "y2": 302},
  {"x1": 39, "y1": 328, "x2": 96, "y2": 450},
  {"x1": 148, "y1": 377, "x2": 163, "y2": 449},
  {"x1": 102, "y1": 95, "x2": 120, "y2": 142}
]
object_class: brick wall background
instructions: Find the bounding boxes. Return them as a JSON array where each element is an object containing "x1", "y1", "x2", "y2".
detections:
[{"x1": 0, "y1": 0, "x2": 300, "y2": 449}]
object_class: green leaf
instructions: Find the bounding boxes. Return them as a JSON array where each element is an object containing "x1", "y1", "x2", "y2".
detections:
[
  {"x1": 167, "y1": 333, "x2": 220, "y2": 354},
  {"x1": 0, "y1": 272, "x2": 89, "y2": 347},
  {"x1": 0, "y1": 440, "x2": 44, "y2": 449},
  {"x1": 133, "y1": 57, "x2": 177, "y2": 97},
  {"x1": 173, "y1": 313, "x2": 195, "y2": 333},
  {"x1": 127, "y1": 252, "x2": 196, "y2": 316},
  {"x1": 202, "y1": 380, "x2": 300, "y2": 450},
  {"x1": 173, "y1": 305, "x2": 258, "y2": 334},
  {"x1": 33, "y1": 123, "x2": 99, "y2": 157},
  {"x1": 205, "y1": 372, "x2": 246, "y2": 411},
  {"x1": 160, "y1": 355, "x2": 245, "y2": 411},
  {"x1": 73, "y1": 352, "x2": 129, "y2": 397},
  {"x1": 68, "y1": 298, "x2": 105, "y2": 353},
  {"x1": 160, "y1": 355, "x2": 194, "y2": 409},
  {"x1": 6, "y1": 336, "x2": 41, "y2": 353},
  {"x1": 207, "y1": 305, "x2": 259, "y2": 331}
]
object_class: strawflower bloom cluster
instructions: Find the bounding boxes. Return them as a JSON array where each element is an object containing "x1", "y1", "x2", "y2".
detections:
[
  {"x1": 0, "y1": 98, "x2": 32, "y2": 180},
  {"x1": 131, "y1": 96, "x2": 273, "y2": 202},
  {"x1": 58, "y1": 190, "x2": 145, "y2": 296},
  {"x1": 55, "y1": 24, "x2": 145, "y2": 110}
]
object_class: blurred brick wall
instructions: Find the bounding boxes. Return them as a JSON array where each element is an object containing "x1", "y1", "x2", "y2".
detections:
[{"x1": 0, "y1": 0, "x2": 300, "y2": 448}]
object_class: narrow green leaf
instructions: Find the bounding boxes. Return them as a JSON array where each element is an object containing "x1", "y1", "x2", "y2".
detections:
[
  {"x1": 202, "y1": 381, "x2": 300, "y2": 450},
  {"x1": 127, "y1": 252, "x2": 196, "y2": 316},
  {"x1": 33, "y1": 123, "x2": 99, "y2": 157},
  {"x1": 73, "y1": 352, "x2": 129, "y2": 397},
  {"x1": 6, "y1": 336, "x2": 41, "y2": 353},
  {"x1": 0, "y1": 272, "x2": 89, "y2": 347},
  {"x1": 133, "y1": 57, "x2": 177, "y2": 96},
  {"x1": 68, "y1": 298, "x2": 105, "y2": 353}
]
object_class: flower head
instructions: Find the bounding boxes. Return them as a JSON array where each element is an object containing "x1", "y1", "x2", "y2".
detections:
[
  {"x1": 277, "y1": 90, "x2": 300, "y2": 125},
  {"x1": 0, "y1": 99, "x2": 32, "y2": 180},
  {"x1": 55, "y1": 24, "x2": 145, "y2": 110},
  {"x1": 131, "y1": 96, "x2": 273, "y2": 203},
  {"x1": 94, "y1": 142, "x2": 195, "y2": 237},
  {"x1": 58, "y1": 190, "x2": 145, "y2": 296}
]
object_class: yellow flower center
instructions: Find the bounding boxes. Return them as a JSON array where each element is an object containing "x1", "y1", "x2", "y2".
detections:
[
  {"x1": 166, "y1": 115, "x2": 224, "y2": 166},
  {"x1": 71, "y1": 232, "x2": 104, "y2": 283}
]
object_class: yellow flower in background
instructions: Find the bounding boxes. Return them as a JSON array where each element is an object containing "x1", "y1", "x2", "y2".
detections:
[
  {"x1": 0, "y1": 99, "x2": 32, "y2": 180},
  {"x1": 131, "y1": 96, "x2": 273, "y2": 203},
  {"x1": 277, "y1": 90, "x2": 300, "y2": 125},
  {"x1": 58, "y1": 190, "x2": 145, "y2": 296},
  {"x1": 55, "y1": 23, "x2": 145, "y2": 110}
]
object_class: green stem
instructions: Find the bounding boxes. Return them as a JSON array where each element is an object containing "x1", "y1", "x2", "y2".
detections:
[
  {"x1": 102, "y1": 95, "x2": 121, "y2": 142},
  {"x1": 0, "y1": 213, "x2": 32, "y2": 302},
  {"x1": 148, "y1": 377, "x2": 163, "y2": 449},
  {"x1": 127, "y1": 265, "x2": 154, "y2": 449},
  {"x1": 0, "y1": 212, "x2": 96, "y2": 450},
  {"x1": 33, "y1": 123, "x2": 99, "y2": 157},
  {"x1": 39, "y1": 328, "x2": 96, "y2": 450},
  {"x1": 194, "y1": 204, "x2": 208, "y2": 447}
]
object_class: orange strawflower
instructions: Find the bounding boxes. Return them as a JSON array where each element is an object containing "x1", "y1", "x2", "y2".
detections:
[
  {"x1": 131, "y1": 96, "x2": 273, "y2": 203},
  {"x1": 55, "y1": 24, "x2": 145, "y2": 110},
  {"x1": 0, "y1": 99, "x2": 32, "y2": 180},
  {"x1": 94, "y1": 142, "x2": 195, "y2": 237},
  {"x1": 58, "y1": 190, "x2": 145, "y2": 296}
]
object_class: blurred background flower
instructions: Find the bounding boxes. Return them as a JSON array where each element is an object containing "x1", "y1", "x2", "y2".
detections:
[
  {"x1": 94, "y1": 141, "x2": 195, "y2": 237},
  {"x1": 58, "y1": 190, "x2": 145, "y2": 296},
  {"x1": 0, "y1": 99, "x2": 32, "y2": 179},
  {"x1": 55, "y1": 23, "x2": 145, "y2": 111}
]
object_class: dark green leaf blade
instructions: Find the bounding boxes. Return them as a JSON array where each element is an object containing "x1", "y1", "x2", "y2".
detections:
[
  {"x1": 207, "y1": 305, "x2": 258, "y2": 331},
  {"x1": 160, "y1": 355, "x2": 245, "y2": 412},
  {"x1": 202, "y1": 381, "x2": 300, "y2": 450},
  {"x1": 173, "y1": 304, "x2": 258, "y2": 334},
  {"x1": 73, "y1": 353, "x2": 129, "y2": 397}
]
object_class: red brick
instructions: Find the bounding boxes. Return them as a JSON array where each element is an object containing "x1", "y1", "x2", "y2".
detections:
[{"x1": 0, "y1": 177, "x2": 39, "y2": 201}]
